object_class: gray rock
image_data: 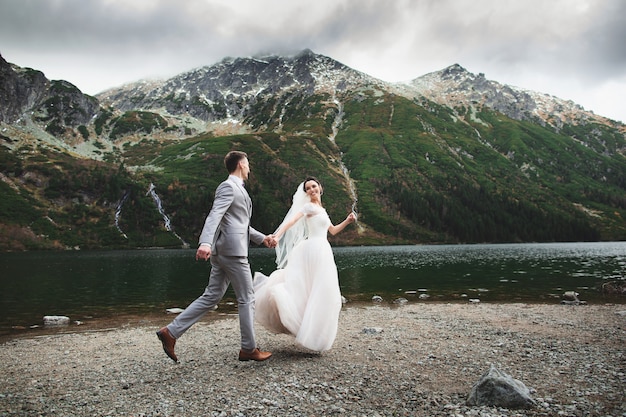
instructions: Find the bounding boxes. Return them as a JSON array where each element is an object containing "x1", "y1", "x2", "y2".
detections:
[
  {"x1": 561, "y1": 299, "x2": 587, "y2": 305},
  {"x1": 561, "y1": 291, "x2": 587, "y2": 305},
  {"x1": 361, "y1": 327, "x2": 383, "y2": 334},
  {"x1": 467, "y1": 364, "x2": 536, "y2": 409},
  {"x1": 0, "y1": 55, "x2": 99, "y2": 126},
  {"x1": 563, "y1": 291, "x2": 579, "y2": 301},
  {"x1": 43, "y1": 315, "x2": 70, "y2": 326}
]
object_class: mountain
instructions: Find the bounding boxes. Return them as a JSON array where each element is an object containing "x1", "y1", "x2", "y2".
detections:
[
  {"x1": 0, "y1": 50, "x2": 624, "y2": 251},
  {"x1": 0, "y1": 54, "x2": 99, "y2": 130},
  {"x1": 97, "y1": 49, "x2": 385, "y2": 120},
  {"x1": 398, "y1": 63, "x2": 620, "y2": 129}
]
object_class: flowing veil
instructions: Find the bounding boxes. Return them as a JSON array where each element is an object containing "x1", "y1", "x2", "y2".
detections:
[{"x1": 274, "y1": 182, "x2": 310, "y2": 269}]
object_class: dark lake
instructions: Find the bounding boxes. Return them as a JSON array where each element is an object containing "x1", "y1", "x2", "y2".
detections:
[{"x1": 1, "y1": 242, "x2": 624, "y2": 337}]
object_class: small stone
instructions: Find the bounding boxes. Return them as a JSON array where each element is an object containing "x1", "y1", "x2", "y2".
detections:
[
  {"x1": 563, "y1": 291, "x2": 579, "y2": 301},
  {"x1": 362, "y1": 327, "x2": 383, "y2": 334},
  {"x1": 43, "y1": 316, "x2": 70, "y2": 326}
]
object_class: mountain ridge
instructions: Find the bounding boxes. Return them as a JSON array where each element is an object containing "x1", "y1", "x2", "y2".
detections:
[
  {"x1": 95, "y1": 53, "x2": 624, "y2": 133},
  {"x1": 0, "y1": 49, "x2": 624, "y2": 250},
  {"x1": 94, "y1": 49, "x2": 388, "y2": 129},
  {"x1": 399, "y1": 63, "x2": 620, "y2": 130}
]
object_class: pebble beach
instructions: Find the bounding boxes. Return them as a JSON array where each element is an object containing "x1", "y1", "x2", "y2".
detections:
[{"x1": 1, "y1": 302, "x2": 625, "y2": 416}]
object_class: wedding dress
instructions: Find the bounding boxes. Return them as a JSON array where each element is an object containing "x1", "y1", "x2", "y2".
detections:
[{"x1": 254, "y1": 199, "x2": 342, "y2": 352}]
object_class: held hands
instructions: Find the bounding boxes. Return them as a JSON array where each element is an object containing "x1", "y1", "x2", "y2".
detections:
[
  {"x1": 197, "y1": 236, "x2": 277, "y2": 260},
  {"x1": 263, "y1": 235, "x2": 278, "y2": 248}
]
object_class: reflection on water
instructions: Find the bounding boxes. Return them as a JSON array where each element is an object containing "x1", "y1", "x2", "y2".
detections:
[
  {"x1": 333, "y1": 242, "x2": 625, "y2": 303},
  {"x1": 0, "y1": 242, "x2": 624, "y2": 333}
]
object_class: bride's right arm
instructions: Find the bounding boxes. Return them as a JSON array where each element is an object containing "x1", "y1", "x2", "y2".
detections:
[{"x1": 274, "y1": 212, "x2": 304, "y2": 240}]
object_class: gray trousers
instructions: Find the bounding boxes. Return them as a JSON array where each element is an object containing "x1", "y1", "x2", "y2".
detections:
[{"x1": 167, "y1": 254, "x2": 257, "y2": 351}]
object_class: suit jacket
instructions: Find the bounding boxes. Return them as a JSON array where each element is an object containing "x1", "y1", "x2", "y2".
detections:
[{"x1": 198, "y1": 175, "x2": 265, "y2": 256}]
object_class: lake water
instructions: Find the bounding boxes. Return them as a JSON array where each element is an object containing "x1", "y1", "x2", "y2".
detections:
[{"x1": 1, "y1": 242, "x2": 624, "y2": 336}]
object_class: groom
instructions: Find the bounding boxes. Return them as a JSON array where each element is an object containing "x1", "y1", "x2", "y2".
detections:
[{"x1": 157, "y1": 150, "x2": 275, "y2": 362}]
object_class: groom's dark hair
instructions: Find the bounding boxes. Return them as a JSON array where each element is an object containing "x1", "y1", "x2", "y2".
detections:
[{"x1": 224, "y1": 151, "x2": 248, "y2": 173}]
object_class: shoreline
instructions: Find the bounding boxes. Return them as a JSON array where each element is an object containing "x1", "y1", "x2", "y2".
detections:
[
  {"x1": 3, "y1": 298, "x2": 625, "y2": 343},
  {"x1": 1, "y1": 302, "x2": 625, "y2": 416}
]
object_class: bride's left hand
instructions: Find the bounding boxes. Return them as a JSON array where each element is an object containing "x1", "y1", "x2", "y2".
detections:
[{"x1": 263, "y1": 235, "x2": 278, "y2": 248}]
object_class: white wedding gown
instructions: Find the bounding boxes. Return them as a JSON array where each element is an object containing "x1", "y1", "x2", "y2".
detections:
[{"x1": 254, "y1": 203, "x2": 342, "y2": 352}]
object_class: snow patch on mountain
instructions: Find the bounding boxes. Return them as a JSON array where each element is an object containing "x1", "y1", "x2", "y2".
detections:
[{"x1": 392, "y1": 63, "x2": 618, "y2": 129}]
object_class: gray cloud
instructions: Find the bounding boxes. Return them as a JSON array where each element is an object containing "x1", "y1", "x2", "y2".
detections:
[
  {"x1": 0, "y1": 0, "x2": 624, "y2": 121},
  {"x1": 579, "y1": 0, "x2": 626, "y2": 78}
]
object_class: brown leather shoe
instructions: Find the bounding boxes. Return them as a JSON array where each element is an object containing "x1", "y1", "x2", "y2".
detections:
[
  {"x1": 238, "y1": 348, "x2": 272, "y2": 362},
  {"x1": 156, "y1": 327, "x2": 178, "y2": 363}
]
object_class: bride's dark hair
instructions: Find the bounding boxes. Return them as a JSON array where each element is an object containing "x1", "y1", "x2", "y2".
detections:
[{"x1": 302, "y1": 176, "x2": 322, "y2": 193}]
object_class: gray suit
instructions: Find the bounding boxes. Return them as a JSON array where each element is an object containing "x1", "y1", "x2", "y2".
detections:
[{"x1": 167, "y1": 175, "x2": 265, "y2": 351}]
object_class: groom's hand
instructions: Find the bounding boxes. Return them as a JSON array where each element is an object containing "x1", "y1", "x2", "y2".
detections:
[
  {"x1": 263, "y1": 235, "x2": 277, "y2": 248},
  {"x1": 196, "y1": 245, "x2": 211, "y2": 261}
]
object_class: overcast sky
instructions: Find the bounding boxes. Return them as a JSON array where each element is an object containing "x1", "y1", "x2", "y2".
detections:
[{"x1": 1, "y1": 0, "x2": 625, "y2": 122}]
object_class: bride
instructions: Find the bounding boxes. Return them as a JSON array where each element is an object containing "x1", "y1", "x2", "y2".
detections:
[{"x1": 254, "y1": 177, "x2": 357, "y2": 352}]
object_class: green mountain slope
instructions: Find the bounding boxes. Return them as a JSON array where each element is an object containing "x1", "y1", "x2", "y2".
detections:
[
  {"x1": 1, "y1": 52, "x2": 625, "y2": 251},
  {"x1": 337, "y1": 92, "x2": 624, "y2": 242}
]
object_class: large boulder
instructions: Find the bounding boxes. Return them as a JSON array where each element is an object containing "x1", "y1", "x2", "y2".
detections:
[{"x1": 467, "y1": 364, "x2": 536, "y2": 409}]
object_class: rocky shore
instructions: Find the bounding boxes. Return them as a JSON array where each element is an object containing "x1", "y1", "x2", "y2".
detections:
[{"x1": 1, "y1": 302, "x2": 625, "y2": 416}]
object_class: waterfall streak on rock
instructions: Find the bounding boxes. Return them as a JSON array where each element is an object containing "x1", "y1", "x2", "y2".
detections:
[
  {"x1": 146, "y1": 183, "x2": 189, "y2": 247},
  {"x1": 114, "y1": 191, "x2": 129, "y2": 239}
]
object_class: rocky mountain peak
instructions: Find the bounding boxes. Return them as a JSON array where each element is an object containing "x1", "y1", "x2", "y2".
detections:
[
  {"x1": 400, "y1": 63, "x2": 603, "y2": 128},
  {"x1": 0, "y1": 53, "x2": 99, "y2": 133},
  {"x1": 4, "y1": 50, "x2": 623, "y2": 152},
  {"x1": 440, "y1": 63, "x2": 472, "y2": 78},
  {"x1": 0, "y1": 53, "x2": 49, "y2": 123},
  {"x1": 95, "y1": 49, "x2": 382, "y2": 124}
]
